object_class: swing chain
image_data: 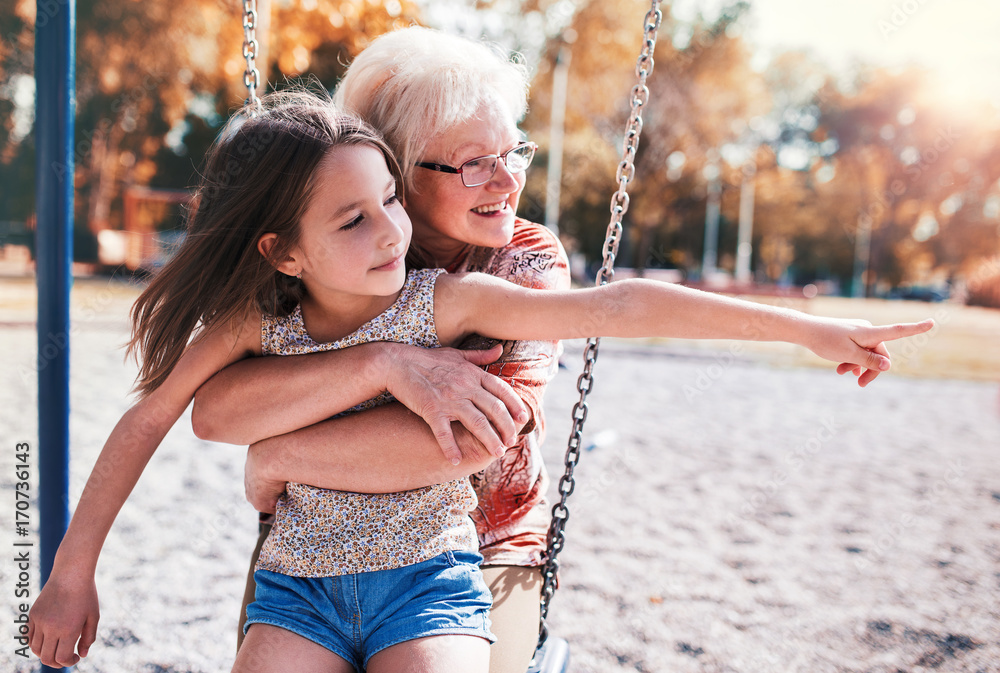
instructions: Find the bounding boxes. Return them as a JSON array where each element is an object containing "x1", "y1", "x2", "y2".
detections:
[
  {"x1": 536, "y1": 0, "x2": 662, "y2": 651},
  {"x1": 242, "y1": 0, "x2": 263, "y2": 114}
]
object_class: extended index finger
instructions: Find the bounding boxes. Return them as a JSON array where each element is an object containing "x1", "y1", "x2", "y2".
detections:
[{"x1": 864, "y1": 318, "x2": 935, "y2": 344}]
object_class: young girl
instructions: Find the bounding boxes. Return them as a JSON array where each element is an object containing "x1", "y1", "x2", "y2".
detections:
[{"x1": 28, "y1": 90, "x2": 933, "y2": 672}]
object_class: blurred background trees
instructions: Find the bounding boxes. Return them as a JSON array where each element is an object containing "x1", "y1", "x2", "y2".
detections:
[
  {"x1": 2, "y1": 0, "x2": 999, "y2": 300},
  {"x1": 521, "y1": 0, "x2": 1000, "y2": 298}
]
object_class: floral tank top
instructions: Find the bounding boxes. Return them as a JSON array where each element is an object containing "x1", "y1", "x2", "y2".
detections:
[{"x1": 254, "y1": 268, "x2": 479, "y2": 577}]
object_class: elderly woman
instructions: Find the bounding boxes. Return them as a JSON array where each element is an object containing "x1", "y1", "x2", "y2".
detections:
[{"x1": 193, "y1": 26, "x2": 570, "y2": 673}]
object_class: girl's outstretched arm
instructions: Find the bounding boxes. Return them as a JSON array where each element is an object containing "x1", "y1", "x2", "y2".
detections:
[
  {"x1": 436, "y1": 273, "x2": 935, "y2": 385},
  {"x1": 27, "y1": 318, "x2": 260, "y2": 669}
]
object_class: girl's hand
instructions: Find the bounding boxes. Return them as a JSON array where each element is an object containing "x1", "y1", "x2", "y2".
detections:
[
  {"x1": 385, "y1": 344, "x2": 529, "y2": 464},
  {"x1": 28, "y1": 573, "x2": 100, "y2": 667},
  {"x1": 803, "y1": 317, "x2": 935, "y2": 386}
]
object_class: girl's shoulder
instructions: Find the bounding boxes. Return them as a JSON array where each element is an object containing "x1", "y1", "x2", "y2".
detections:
[
  {"x1": 388, "y1": 268, "x2": 447, "y2": 318},
  {"x1": 406, "y1": 267, "x2": 447, "y2": 285},
  {"x1": 434, "y1": 270, "x2": 513, "y2": 295},
  {"x1": 398, "y1": 267, "x2": 448, "y2": 314}
]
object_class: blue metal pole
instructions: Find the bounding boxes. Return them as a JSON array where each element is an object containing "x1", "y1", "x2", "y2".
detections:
[{"x1": 35, "y1": 0, "x2": 74, "y2": 671}]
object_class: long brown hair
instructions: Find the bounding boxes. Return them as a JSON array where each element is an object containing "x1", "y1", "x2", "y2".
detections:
[{"x1": 127, "y1": 89, "x2": 403, "y2": 396}]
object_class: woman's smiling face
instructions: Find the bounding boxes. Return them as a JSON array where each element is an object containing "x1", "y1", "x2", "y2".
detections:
[{"x1": 403, "y1": 104, "x2": 527, "y2": 267}]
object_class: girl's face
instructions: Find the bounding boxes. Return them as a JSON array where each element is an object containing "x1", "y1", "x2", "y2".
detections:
[
  {"x1": 290, "y1": 144, "x2": 411, "y2": 302},
  {"x1": 404, "y1": 104, "x2": 525, "y2": 266}
]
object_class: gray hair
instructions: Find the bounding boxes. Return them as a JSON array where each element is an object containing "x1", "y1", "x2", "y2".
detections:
[{"x1": 333, "y1": 26, "x2": 530, "y2": 185}]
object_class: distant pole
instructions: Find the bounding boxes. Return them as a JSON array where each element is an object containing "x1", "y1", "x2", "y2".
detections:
[
  {"x1": 544, "y1": 44, "x2": 571, "y2": 235},
  {"x1": 852, "y1": 215, "x2": 871, "y2": 298},
  {"x1": 735, "y1": 159, "x2": 756, "y2": 284},
  {"x1": 256, "y1": 0, "x2": 271, "y2": 95},
  {"x1": 35, "y1": 0, "x2": 75, "y2": 671},
  {"x1": 702, "y1": 156, "x2": 721, "y2": 275}
]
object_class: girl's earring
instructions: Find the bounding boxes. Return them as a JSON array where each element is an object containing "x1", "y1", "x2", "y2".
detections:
[{"x1": 295, "y1": 271, "x2": 302, "y2": 280}]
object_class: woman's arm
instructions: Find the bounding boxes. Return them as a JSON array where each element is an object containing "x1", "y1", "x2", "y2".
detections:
[
  {"x1": 28, "y1": 321, "x2": 258, "y2": 668},
  {"x1": 192, "y1": 342, "x2": 527, "y2": 462},
  {"x1": 437, "y1": 274, "x2": 935, "y2": 385},
  {"x1": 243, "y1": 401, "x2": 501, "y2": 511}
]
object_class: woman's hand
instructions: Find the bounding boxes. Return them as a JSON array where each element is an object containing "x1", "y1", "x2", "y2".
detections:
[
  {"x1": 384, "y1": 344, "x2": 529, "y2": 464},
  {"x1": 28, "y1": 572, "x2": 100, "y2": 667},
  {"x1": 801, "y1": 316, "x2": 935, "y2": 386}
]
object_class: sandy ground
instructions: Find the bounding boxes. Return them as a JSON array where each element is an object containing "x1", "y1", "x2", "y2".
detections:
[{"x1": 1, "y1": 277, "x2": 999, "y2": 672}]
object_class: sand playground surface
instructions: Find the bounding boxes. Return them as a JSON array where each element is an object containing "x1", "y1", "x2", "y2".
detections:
[{"x1": 1, "y1": 277, "x2": 999, "y2": 672}]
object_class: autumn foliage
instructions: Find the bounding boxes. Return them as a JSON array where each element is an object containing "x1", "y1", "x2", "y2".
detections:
[{"x1": 2, "y1": 0, "x2": 999, "y2": 300}]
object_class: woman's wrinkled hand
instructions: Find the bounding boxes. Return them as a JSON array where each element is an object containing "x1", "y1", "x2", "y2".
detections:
[{"x1": 385, "y1": 344, "x2": 528, "y2": 464}]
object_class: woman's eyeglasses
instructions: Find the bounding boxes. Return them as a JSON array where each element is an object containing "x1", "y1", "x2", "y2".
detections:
[{"x1": 416, "y1": 142, "x2": 537, "y2": 187}]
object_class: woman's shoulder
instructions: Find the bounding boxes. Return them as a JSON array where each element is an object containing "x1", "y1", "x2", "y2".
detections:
[
  {"x1": 507, "y1": 218, "x2": 564, "y2": 256},
  {"x1": 449, "y1": 219, "x2": 569, "y2": 290},
  {"x1": 492, "y1": 218, "x2": 570, "y2": 290}
]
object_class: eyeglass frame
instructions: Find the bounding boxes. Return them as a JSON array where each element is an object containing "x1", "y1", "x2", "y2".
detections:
[{"x1": 415, "y1": 141, "x2": 538, "y2": 187}]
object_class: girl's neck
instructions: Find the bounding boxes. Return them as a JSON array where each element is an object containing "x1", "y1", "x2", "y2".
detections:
[{"x1": 298, "y1": 287, "x2": 402, "y2": 343}]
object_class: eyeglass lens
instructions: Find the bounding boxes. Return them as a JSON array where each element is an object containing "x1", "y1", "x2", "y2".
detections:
[{"x1": 462, "y1": 144, "x2": 535, "y2": 187}]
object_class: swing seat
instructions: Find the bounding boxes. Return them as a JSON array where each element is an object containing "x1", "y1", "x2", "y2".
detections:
[{"x1": 525, "y1": 637, "x2": 570, "y2": 673}]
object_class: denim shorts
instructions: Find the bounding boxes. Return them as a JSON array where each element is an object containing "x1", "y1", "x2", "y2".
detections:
[{"x1": 244, "y1": 550, "x2": 494, "y2": 671}]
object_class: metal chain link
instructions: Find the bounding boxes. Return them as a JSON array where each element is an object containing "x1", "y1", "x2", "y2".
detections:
[
  {"x1": 536, "y1": 0, "x2": 662, "y2": 650},
  {"x1": 242, "y1": 0, "x2": 263, "y2": 114}
]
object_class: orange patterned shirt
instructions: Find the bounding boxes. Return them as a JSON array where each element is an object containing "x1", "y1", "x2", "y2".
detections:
[{"x1": 444, "y1": 219, "x2": 571, "y2": 566}]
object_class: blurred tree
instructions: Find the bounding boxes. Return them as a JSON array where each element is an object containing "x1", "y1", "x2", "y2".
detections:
[
  {"x1": 0, "y1": 0, "x2": 421, "y2": 263},
  {"x1": 3, "y1": 0, "x2": 997, "y2": 288},
  {"x1": 816, "y1": 68, "x2": 1000, "y2": 295},
  {"x1": 0, "y1": 0, "x2": 36, "y2": 226},
  {"x1": 523, "y1": 0, "x2": 1000, "y2": 295},
  {"x1": 523, "y1": 0, "x2": 773, "y2": 280}
]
